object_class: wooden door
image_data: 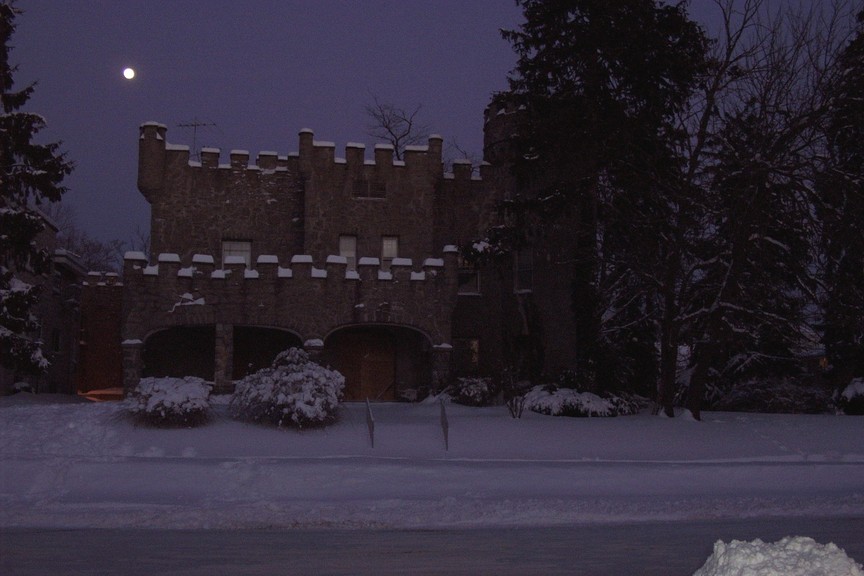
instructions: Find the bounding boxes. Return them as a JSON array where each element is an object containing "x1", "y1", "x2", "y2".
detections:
[{"x1": 338, "y1": 331, "x2": 396, "y2": 401}]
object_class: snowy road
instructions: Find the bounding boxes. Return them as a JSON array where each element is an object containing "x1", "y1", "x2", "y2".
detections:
[{"x1": 2, "y1": 517, "x2": 863, "y2": 575}]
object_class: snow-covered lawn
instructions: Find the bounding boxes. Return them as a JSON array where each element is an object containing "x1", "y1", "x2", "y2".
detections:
[
  {"x1": 1, "y1": 393, "x2": 862, "y2": 532},
  {"x1": 2, "y1": 393, "x2": 864, "y2": 573}
]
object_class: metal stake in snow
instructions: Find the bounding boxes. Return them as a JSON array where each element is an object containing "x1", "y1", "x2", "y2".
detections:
[
  {"x1": 366, "y1": 398, "x2": 375, "y2": 448},
  {"x1": 440, "y1": 398, "x2": 449, "y2": 451}
]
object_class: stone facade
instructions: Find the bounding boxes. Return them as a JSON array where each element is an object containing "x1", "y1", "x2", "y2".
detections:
[{"x1": 83, "y1": 104, "x2": 585, "y2": 400}]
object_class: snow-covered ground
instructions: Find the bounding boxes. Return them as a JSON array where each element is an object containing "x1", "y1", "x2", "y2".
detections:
[{"x1": 1, "y1": 393, "x2": 863, "y2": 572}]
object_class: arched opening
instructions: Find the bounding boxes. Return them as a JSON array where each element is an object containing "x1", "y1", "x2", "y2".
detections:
[
  {"x1": 324, "y1": 325, "x2": 432, "y2": 402},
  {"x1": 143, "y1": 326, "x2": 215, "y2": 380},
  {"x1": 232, "y1": 326, "x2": 302, "y2": 380}
]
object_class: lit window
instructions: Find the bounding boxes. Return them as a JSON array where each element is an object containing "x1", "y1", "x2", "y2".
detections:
[
  {"x1": 514, "y1": 248, "x2": 533, "y2": 292},
  {"x1": 222, "y1": 240, "x2": 251, "y2": 267},
  {"x1": 381, "y1": 236, "x2": 399, "y2": 270},
  {"x1": 339, "y1": 235, "x2": 357, "y2": 270}
]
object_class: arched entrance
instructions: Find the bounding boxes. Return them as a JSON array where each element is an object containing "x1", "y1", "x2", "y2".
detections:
[
  {"x1": 143, "y1": 326, "x2": 215, "y2": 380},
  {"x1": 324, "y1": 325, "x2": 432, "y2": 402},
  {"x1": 232, "y1": 326, "x2": 302, "y2": 380}
]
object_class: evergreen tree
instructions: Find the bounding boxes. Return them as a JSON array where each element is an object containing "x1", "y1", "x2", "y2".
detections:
[
  {"x1": 496, "y1": 0, "x2": 708, "y2": 392},
  {"x1": 819, "y1": 10, "x2": 864, "y2": 390},
  {"x1": 0, "y1": 1, "x2": 74, "y2": 374}
]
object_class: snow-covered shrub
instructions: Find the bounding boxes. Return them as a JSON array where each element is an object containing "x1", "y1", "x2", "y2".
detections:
[
  {"x1": 709, "y1": 377, "x2": 832, "y2": 414},
  {"x1": 230, "y1": 347, "x2": 345, "y2": 428},
  {"x1": 526, "y1": 386, "x2": 615, "y2": 417},
  {"x1": 836, "y1": 378, "x2": 864, "y2": 415},
  {"x1": 126, "y1": 376, "x2": 212, "y2": 427},
  {"x1": 524, "y1": 386, "x2": 642, "y2": 417},
  {"x1": 449, "y1": 377, "x2": 495, "y2": 407}
]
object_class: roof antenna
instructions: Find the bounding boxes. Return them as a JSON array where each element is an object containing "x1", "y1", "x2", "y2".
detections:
[{"x1": 177, "y1": 119, "x2": 220, "y2": 161}]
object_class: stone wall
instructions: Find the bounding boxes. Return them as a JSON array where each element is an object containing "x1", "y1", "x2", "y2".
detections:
[{"x1": 119, "y1": 250, "x2": 459, "y2": 391}]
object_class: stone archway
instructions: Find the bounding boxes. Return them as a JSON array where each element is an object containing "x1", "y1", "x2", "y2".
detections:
[
  {"x1": 142, "y1": 326, "x2": 216, "y2": 380},
  {"x1": 232, "y1": 326, "x2": 303, "y2": 380},
  {"x1": 324, "y1": 325, "x2": 432, "y2": 402}
]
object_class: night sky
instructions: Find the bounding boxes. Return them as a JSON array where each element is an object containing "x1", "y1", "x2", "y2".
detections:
[
  {"x1": 12, "y1": 1, "x2": 523, "y2": 245},
  {"x1": 12, "y1": 1, "x2": 731, "y2": 247}
]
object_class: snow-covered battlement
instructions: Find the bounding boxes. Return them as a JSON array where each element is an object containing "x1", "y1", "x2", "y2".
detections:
[
  {"x1": 120, "y1": 250, "x2": 458, "y2": 284},
  {"x1": 138, "y1": 122, "x2": 486, "y2": 180}
]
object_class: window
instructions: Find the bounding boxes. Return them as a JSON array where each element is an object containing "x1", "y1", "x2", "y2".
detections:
[
  {"x1": 339, "y1": 235, "x2": 357, "y2": 270},
  {"x1": 381, "y1": 236, "x2": 399, "y2": 270},
  {"x1": 457, "y1": 256, "x2": 481, "y2": 295},
  {"x1": 222, "y1": 240, "x2": 251, "y2": 267},
  {"x1": 514, "y1": 248, "x2": 533, "y2": 293},
  {"x1": 353, "y1": 178, "x2": 386, "y2": 199}
]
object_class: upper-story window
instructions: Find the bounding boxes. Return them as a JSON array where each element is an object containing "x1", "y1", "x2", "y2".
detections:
[
  {"x1": 458, "y1": 256, "x2": 481, "y2": 295},
  {"x1": 514, "y1": 248, "x2": 533, "y2": 293},
  {"x1": 381, "y1": 236, "x2": 399, "y2": 270},
  {"x1": 339, "y1": 235, "x2": 357, "y2": 270},
  {"x1": 222, "y1": 240, "x2": 251, "y2": 267},
  {"x1": 353, "y1": 178, "x2": 386, "y2": 199}
]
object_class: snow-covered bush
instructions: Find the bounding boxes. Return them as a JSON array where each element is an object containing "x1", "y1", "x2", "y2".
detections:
[
  {"x1": 126, "y1": 376, "x2": 212, "y2": 427},
  {"x1": 449, "y1": 377, "x2": 496, "y2": 407},
  {"x1": 230, "y1": 347, "x2": 345, "y2": 428},
  {"x1": 836, "y1": 378, "x2": 864, "y2": 415},
  {"x1": 524, "y1": 385, "x2": 642, "y2": 417}
]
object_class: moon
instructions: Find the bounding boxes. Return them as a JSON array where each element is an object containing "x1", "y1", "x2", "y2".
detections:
[{"x1": 123, "y1": 67, "x2": 136, "y2": 80}]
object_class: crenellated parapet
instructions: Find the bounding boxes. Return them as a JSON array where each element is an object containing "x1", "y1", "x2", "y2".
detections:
[
  {"x1": 137, "y1": 122, "x2": 492, "y2": 263},
  {"x1": 121, "y1": 247, "x2": 460, "y2": 347}
]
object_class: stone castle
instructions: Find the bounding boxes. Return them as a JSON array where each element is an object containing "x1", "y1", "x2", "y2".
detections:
[{"x1": 80, "y1": 102, "x2": 580, "y2": 400}]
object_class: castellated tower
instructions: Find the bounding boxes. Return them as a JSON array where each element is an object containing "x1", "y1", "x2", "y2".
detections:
[{"x1": 119, "y1": 122, "x2": 492, "y2": 398}]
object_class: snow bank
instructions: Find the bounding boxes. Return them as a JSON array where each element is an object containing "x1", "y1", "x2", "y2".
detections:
[{"x1": 694, "y1": 536, "x2": 864, "y2": 576}]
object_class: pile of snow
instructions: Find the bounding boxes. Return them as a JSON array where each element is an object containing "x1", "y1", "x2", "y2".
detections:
[
  {"x1": 125, "y1": 376, "x2": 211, "y2": 427},
  {"x1": 230, "y1": 347, "x2": 344, "y2": 428},
  {"x1": 694, "y1": 536, "x2": 864, "y2": 576}
]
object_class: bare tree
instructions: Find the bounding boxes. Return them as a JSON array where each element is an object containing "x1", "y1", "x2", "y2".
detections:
[
  {"x1": 364, "y1": 96, "x2": 430, "y2": 160},
  {"x1": 40, "y1": 203, "x2": 127, "y2": 272}
]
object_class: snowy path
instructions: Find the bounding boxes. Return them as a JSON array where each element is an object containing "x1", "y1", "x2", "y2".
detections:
[{"x1": 1, "y1": 398, "x2": 863, "y2": 530}]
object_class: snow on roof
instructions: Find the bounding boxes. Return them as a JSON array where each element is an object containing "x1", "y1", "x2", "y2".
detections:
[
  {"x1": 157, "y1": 253, "x2": 180, "y2": 263},
  {"x1": 374, "y1": 143, "x2": 395, "y2": 150},
  {"x1": 192, "y1": 254, "x2": 214, "y2": 264},
  {"x1": 358, "y1": 257, "x2": 380, "y2": 266},
  {"x1": 256, "y1": 255, "x2": 279, "y2": 265},
  {"x1": 165, "y1": 143, "x2": 189, "y2": 152},
  {"x1": 326, "y1": 255, "x2": 348, "y2": 265},
  {"x1": 313, "y1": 140, "x2": 335, "y2": 148},
  {"x1": 291, "y1": 255, "x2": 314, "y2": 264},
  {"x1": 346, "y1": 142, "x2": 366, "y2": 149}
]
